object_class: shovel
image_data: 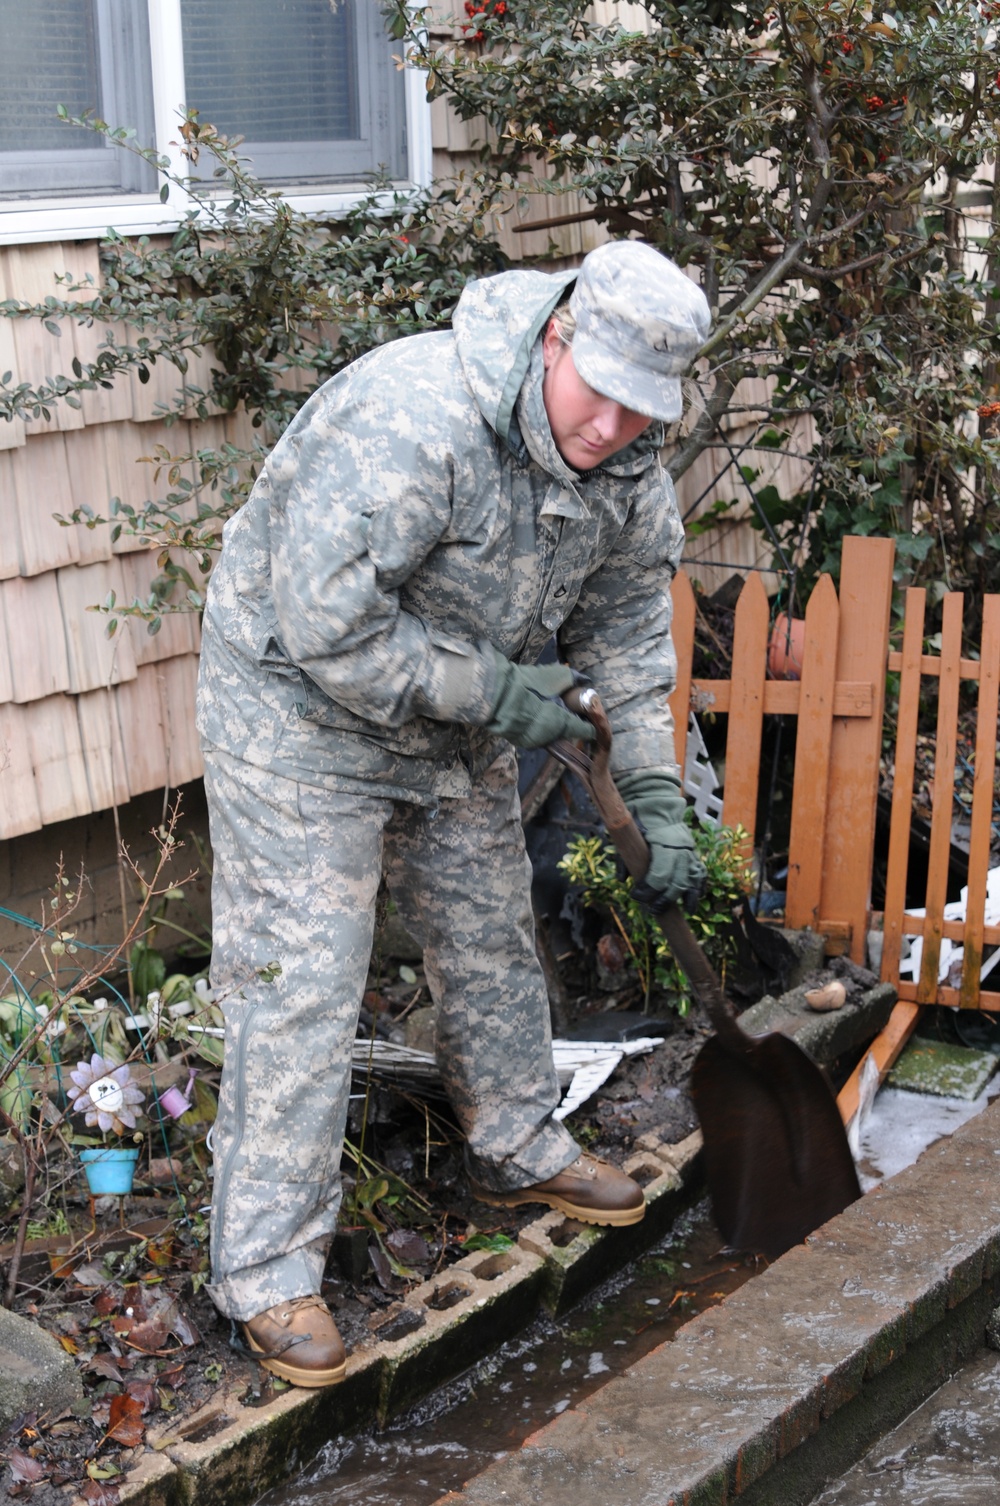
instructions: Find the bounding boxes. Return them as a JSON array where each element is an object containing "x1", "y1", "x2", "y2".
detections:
[{"x1": 551, "y1": 687, "x2": 861, "y2": 1260}]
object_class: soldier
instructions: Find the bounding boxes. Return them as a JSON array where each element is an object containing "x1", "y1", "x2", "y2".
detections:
[{"x1": 196, "y1": 239, "x2": 711, "y2": 1387}]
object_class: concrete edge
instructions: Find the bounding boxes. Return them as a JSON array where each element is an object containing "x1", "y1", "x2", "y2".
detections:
[
  {"x1": 80, "y1": 1130, "x2": 704, "y2": 1506},
  {"x1": 434, "y1": 1096, "x2": 1000, "y2": 1506}
]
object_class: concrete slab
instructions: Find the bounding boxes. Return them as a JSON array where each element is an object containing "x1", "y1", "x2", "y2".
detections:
[
  {"x1": 739, "y1": 980, "x2": 896, "y2": 1065},
  {"x1": 0, "y1": 1302, "x2": 83, "y2": 1426},
  {"x1": 436, "y1": 1096, "x2": 1000, "y2": 1506}
]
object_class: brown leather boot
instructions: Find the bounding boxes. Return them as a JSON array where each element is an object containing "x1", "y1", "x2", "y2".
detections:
[
  {"x1": 242, "y1": 1295, "x2": 347, "y2": 1387},
  {"x1": 471, "y1": 1152, "x2": 645, "y2": 1226}
]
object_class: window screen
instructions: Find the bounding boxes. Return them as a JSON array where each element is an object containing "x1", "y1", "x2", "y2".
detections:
[
  {"x1": 0, "y1": 0, "x2": 100, "y2": 153},
  {"x1": 180, "y1": 0, "x2": 406, "y2": 185},
  {"x1": 181, "y1": 0, "x2": 359, "y2": 144},
  {"x1": 0, "y1": 0, "x2": 155, "y2": 198}
]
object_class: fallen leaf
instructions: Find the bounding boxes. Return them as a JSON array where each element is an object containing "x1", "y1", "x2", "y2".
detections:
[
  {"x1": 107, "y1": 1394, "x2": 145, "y2": 1448},
  {"x1": 125, "y1": 1380, "x2": 159, "y2": 1414},
  {"x1": 125, "y1": 1319, "x2": 171, "y2": 1353},
  {"x1": 87, "y1": 1354, "x2": 125, "y2": 1384},
  {"x1": 82, "y1": 1479, "x2": 121, "y2": 1505},
  {"x1": 73, "y1": 1263, "x2": 110, "y2": 1287},
  {"x1": 368, "y1": 1243, "x2": 402, "y2": 1293},
  {"x1": 57, "y1": 1335, "x2": 80, "y2": 1354},
  {"x1": 385, "y1": 1229, "x2": 431, "y2": 1266},
  {"x1": 8, "y1": 1450, "x2": 46, "y2": 1484},
  {"x1": 169, "y1": 1309, "x2": 201, "y2": 1348}
]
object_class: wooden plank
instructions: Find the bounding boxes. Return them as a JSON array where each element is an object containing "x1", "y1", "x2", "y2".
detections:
[
  {"x1": 158, "y1": 655, "x2": 203, "y2": 789},
  {"x1": 819, "y1": 535, "x2": 896, "y2": 965},
  {"x1": 0, "y1": 253, "x2": 26, "y2": 452},
  {"x1": 836, "y1": 999, "x2": 921, "y2": 1127},
  {"x1": 4, "y1": 245, "x2": 85, "y2": 436},
  {"x1": 9, "y1": 434, "x2": 82, "y2": 576},
  {"x1": 692, "y1": 679, "x2": 873, "y2": 717},
  {"x1": 669, "y1": 569, "x2": 696, "y2": 775},
  {"x1": 960, "y1": 593, "x2": 1000, "y2": 1008},
  {"x1": 0, "y1": 703, "x2": 43, "y2": 839},
  {"x1": 892, "y1": 914, "x2": 1000, "y2": 946},
  {"x1": 114, "y1": 666, "x2": 169, "y2": 796},
  {"x1": 887, "y1": 650, "x2": 985, "y2": 680},
  {"x1": 65, "y1": 426, "x2": 114, "y2": 565},
  {"x1": 1, "y1": 573, "x2": 71, "y2": 702},
  {"x1": 76, "y1": 687, "x2": 132, "y2": 811},
  {"x1": 897, "y1": 981, "x2": 1000, "y2": 1012},
  {"x1": 917, "y1": 592, "x2": 963, "y2": 1002},
  {"x1": 721, "y1": 570, "x2": 768, "y2": 846},
  {"x1": 58, "y1": 242, "x2": 135, "y2": 429},
  {"x1": 785, "y1": 574, "x2": 839, "y2": 928},
  {"x1": 0, "y1": 454, "x2": 23, "y2": 581},
  {"x1": 881, "y1": 587, "x2": 925, "y2": 989},
  {"x1": 56, "y1": 559, "x2": 138, "y2": 694},
  {"x1": 25, "y1": 696, "x2": 91, "y2": 827}
]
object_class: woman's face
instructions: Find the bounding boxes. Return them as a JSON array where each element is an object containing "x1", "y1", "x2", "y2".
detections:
[{"x1": 541, "y1": 322, "x2": 651, "y2": 471}]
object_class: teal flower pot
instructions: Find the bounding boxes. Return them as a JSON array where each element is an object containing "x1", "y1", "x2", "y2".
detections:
[{"x1": 79, "y1": 1146, "x2": 139, "y2": 1195}]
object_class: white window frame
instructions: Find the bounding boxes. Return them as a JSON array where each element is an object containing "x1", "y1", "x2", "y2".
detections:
[{"x1": 0, "y1": 0, "x2": 432, "y2": 248}]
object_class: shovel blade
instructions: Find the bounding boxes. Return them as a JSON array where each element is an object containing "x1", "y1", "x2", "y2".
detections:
[{"x1": 691, "y1": 1033, "x2": 861, "y2": 1260}]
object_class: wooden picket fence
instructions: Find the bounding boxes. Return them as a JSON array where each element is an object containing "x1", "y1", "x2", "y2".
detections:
[{"x1": 668, "y1": 535, "x2": 1000, "y2": 1045}]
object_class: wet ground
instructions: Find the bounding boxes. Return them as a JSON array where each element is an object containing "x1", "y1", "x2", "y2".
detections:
[
  {"x1": 811, "y1": 1348, "x2": 1000, "y2": 1505},
  {"x1": 256, "y1": 1206, "x2": 758, "y2": 1506}
]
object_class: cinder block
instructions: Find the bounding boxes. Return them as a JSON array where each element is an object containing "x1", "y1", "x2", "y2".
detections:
[
  {"x1": 159, "y1": 1348, "x2": 386, "y2": 1506},
  {"x1": 378, "y1": 1244, "x2": 546, "y2": 1419}
]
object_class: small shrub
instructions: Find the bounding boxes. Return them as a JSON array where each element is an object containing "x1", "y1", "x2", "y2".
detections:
[{"x1": 559, "y1": 819, "x2": 753, "y2": 1015}]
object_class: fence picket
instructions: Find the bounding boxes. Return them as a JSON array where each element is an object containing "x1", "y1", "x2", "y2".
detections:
[
  {"x1": 721, "y1": 571, "x2": 769, "y2": 847},
  {"x1": 821, "y1": 536, "x2": 896, "y2": 963},
  {"x1": 917, "y1": 592, "x2": 963, "y2": 1003},
  {"x1": 959, "y1": 594, "x2": 1000, "y2": 1007},
  {"x1": 881, "y1": 588, "x2": 926, "y2": 989},
  {"x1": 785, "y1": 574, "x2": 839, "y2": 929},
  {"x1": 669, "y1": 570, "x2": 697, "y2": 777}
]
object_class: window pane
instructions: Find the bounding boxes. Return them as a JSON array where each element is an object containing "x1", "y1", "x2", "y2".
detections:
[
  {"x1": 0, "y1": 0, "x2": 100, "y2": 152},
  {"x1": 181, "y1": 0, "x2": 359, "y2": 144}
]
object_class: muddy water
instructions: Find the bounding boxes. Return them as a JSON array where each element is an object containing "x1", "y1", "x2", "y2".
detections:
[
  {"x1": 811, "y1": 1348, "x2": 1000, "y2": 1505},
  {"x1": 257, "y1": 1205, "x2": 756, "y2": 1506}
]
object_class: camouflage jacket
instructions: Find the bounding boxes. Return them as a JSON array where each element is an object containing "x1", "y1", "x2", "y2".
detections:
[{"x1": 196, "y1": 265, "x2": 685, "y2": 803}]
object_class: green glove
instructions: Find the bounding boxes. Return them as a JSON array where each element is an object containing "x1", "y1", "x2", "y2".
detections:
[
  {"x1": 485, "y1": 648, "x2": 596, "y2": 750},
  {"x1": 615, "y1": 768, "x2": 706, "y2": 911}
]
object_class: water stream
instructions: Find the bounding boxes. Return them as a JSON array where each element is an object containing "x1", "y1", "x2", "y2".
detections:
[
  {"x1": 257, "y1": 1205, "x2": 757, "y2": 1506},
  {"x1": 261, "y1": 1075, "x2": 1000, "y2": 1506}
]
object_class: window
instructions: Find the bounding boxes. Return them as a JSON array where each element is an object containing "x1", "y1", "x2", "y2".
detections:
[
  {"x1": 0, "y1": 0, "x2": 422, "y2": 243},
  {"x1": 181, "y1": 0, "x2": 407, "y2": 187},
  {"x1": 0, "y1": 0, "x2": 156, "y2": 198}
]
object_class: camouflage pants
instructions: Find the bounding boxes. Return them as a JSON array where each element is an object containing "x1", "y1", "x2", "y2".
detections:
[{"x1": 202, "y1": 744, "x2": 578, "y2": 1321}]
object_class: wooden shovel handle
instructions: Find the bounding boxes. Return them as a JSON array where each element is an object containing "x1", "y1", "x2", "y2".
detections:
[{"x1": 552, "y1": 689, "x2": 742, "y2": 1045}]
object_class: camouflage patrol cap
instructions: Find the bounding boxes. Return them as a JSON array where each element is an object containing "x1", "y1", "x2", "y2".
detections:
[{"x1": 568, "y1": 241, "x2": 711, "y2": 422}]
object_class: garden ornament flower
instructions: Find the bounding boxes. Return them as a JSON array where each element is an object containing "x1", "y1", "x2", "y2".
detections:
[{"x1": 69, "y1": 1053, "x2": 145, "y2": 1136}]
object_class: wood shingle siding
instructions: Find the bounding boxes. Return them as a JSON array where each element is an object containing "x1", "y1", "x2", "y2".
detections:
[{"x1": 0, "y1": 240, "x2": 210, "y2": 842}]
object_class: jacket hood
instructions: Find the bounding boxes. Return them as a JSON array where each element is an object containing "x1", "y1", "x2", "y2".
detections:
[
  {"x1": 453, "y1": 266, "x2": 577, "y2": 449},
  {"x1": 452, "y1": 266, "x2": 664, "y2": 477}
]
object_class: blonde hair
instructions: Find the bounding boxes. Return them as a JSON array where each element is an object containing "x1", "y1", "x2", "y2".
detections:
[{"x1": 549, "y1": 300, "x2": 577, "y2": 345}]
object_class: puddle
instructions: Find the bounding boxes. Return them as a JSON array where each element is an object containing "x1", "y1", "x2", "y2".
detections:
[
  {"x1": 811, "y1": 1347, "x2": 1000, "y2": 1505},
  {"x1": 256, "y1": 1205, "x2": 756, "y2": 1506},
  {"x1": 856, "y1": 1076, "x2": 1000, "y2": 1189}
]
